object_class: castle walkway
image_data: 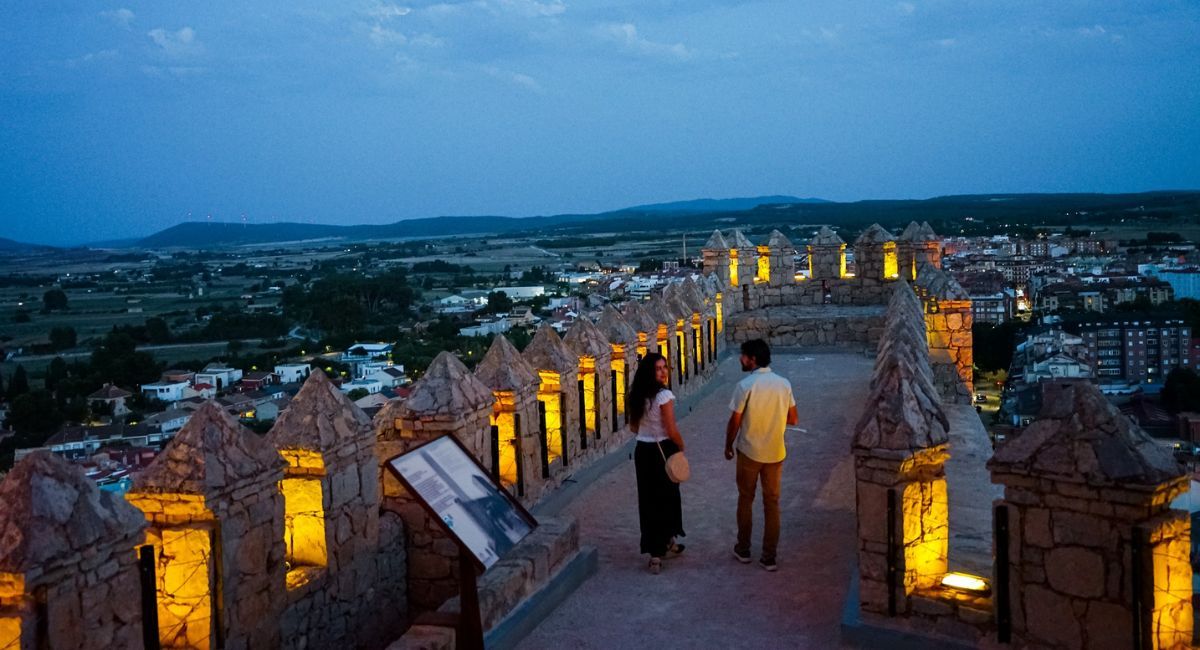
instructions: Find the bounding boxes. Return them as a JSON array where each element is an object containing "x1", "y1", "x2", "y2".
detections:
[
  {"x1": 520, "y1": 350, "x2": 872, "y2": 648},
  {"x1": 519, "y1": 349, "x2": 997, "y2": 649}
]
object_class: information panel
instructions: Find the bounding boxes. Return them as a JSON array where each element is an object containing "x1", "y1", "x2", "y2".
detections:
[{"x1": 387, "y1": 435, "x2": 536, "y2": 570}]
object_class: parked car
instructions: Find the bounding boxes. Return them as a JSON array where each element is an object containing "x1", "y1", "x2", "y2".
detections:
[{"x1": 974, "y1": 393, "x2": 988, "y2": 403}]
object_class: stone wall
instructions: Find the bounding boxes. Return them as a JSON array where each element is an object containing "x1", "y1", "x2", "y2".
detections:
[
  {"x1": 0, "y1": 452, "x2": 147, "y2": 650},
  {"x1": 728, "y1": 305, "x2": 886, "y2": 349},
  {"x1": 990, "y1": 381, "x2": 1193, "y2": 650},
  {"x1": 915, "y1": 264, "x2": 974, "y2": 404}
]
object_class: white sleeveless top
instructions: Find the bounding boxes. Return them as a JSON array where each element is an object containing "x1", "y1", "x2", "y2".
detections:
[{"x1": 634, "y1": 389, "x2": 676, "y2": 443}]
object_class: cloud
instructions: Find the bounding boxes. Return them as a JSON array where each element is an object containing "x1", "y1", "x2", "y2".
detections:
[
  {"x1": 369, "y1": 24, "x2": 408, "y2": 45},
  {"x1": 141, "y1": 65, "x2": 206, "y2": 78},
  {"x1": 897, "y1": 2, "x2": 916, "y2": 16},
  {"x1": 496, "y1": 0, "x2": 565, "y2": 18},
  {"x1": 366, "y1": 4, "x2": 412, "y2": 20},
  {"x1": 600, "y1": 23, "x2": 692, "y2": 61},
  {"x1": 101, "y1": 8, "x2": 135, "y2": 29},
  {"x1": 484, "y1": 65, "x2": 543, "y2": 92},
  {"x1": 147, "y1": 27, "x2": 204, "y2": 57},
  {"x1": 65, "y1": 49, "x2": 119, "y2": 68}
]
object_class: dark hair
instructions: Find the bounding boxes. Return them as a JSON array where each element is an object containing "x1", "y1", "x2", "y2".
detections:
[
  {"x1": 627, "y1": 352, "x2": 666, "y2": 427},
  {"x1": 740, "y1": 339, "x2": 771, "y2": 367}
]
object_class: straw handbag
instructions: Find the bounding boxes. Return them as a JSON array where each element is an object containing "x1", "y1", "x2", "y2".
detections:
[{"x1": 657, "y1": 441, "x2": 691, "y2": 483}]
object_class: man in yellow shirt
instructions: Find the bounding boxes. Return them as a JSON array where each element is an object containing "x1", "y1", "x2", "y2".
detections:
[{"x1": 724, "y1": 339, "x2": 798, "y2": 571}]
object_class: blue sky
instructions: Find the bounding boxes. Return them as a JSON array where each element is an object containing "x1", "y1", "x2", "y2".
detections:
[{"x1": 1, "y1": 1, "x2": 1198, "y2": 244}]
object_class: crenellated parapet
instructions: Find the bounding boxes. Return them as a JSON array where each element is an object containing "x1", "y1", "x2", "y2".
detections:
[
  {"x1": 915, "y1": 263, "x2": 973, "y2": 404},
  {"x1": 596, "y1": 304, "x2": 639, "y2": 426},
  {"x1": 989, "y1": 381, "x2": 1192, "y2": 649},
  {"x1": 852, "y1": 281, "x2": 953, "y2": 622},
  {"x1": 0, "y1": 452, "x2": 147, "y2": 650},
  {"x1": 898, "y1": 221, "x2": 943, "y2": 280},
  {"x1": 853, "y1": 224, "x2": 899, "y2": 282},
  {"x1": 126, "y1": 401, "x2": 287, "y2": 650},
  {"x1": 564, "y1": 317, "x2": 616, "y2": 455},
  {"x1": 523, "y1": 322, "x2": 583, "y2": 473},
  {"x1": 268, "y1": 371, "x2": 404, "y2": 649},
  {"x1": 474, "y1": 334, "x2": 544, "y2": 504},
  {"x1": 808, "y1": 226, "x2": 847, "y2": 280},
  {"x1": 378, "y1": 351, "x2": 494, "y2": 612}
]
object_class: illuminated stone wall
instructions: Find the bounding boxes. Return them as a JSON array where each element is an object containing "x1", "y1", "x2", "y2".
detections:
[
  {"x1": 990, "y1": 380, "x2": 1193, "y2": 650},
  {"x1": 267, "y1": 371, "x2": 406, "y2": 650},
  {"x1": 474, "y1": 335, "x2": 546, "y2": 505},
  {"x1": 374, "y1": 352, "x2": 494, "y2": 613},
  {"x1": 808, "y1": 226, "x2": 847, "y2": 280},
  {"x1": 765, "y1": 229, "x2": 796, "y2": 288},
  {"x1": 0, "y1": 452, "x2": 146, "y2": 650},
  {"x1": 915, "y1": 265, "x2": 974, "y2": 404},
  {"x1": 523, "y1": 323, "x2": 582, "y2": 474},
  {"x1": 852, "y1": 281, "x2": 958, "y2": 623},
  {"x1": 564, "y1": 317, "x2": 615, "y2": 457},
  {"x1": 854, "y1": 224, "x2": 898, "y2": 282},
  {"x1": 126, "y1": 401, "x2": 286, "y2": 650}
]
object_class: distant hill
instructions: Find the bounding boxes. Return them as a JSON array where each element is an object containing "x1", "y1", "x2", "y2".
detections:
[
  {"x1": 129, "y1": 191, "x2": 1200, "y2": 248},
  {"x1": 621, "y1": 196, "x2": 829, "y2": 213},
  {"x1": 0, "y1": 237, "x2": 55, "y2": 253}
]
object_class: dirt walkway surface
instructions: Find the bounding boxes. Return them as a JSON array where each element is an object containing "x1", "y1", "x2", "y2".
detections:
[{"x1": 519, "y1": 351, "x2": 875, "y2": 649}]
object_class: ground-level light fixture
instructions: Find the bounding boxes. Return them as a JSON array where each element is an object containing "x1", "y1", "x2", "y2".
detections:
[{"x1": 940, "y1": 572, "x2": 990, "y2": 595}]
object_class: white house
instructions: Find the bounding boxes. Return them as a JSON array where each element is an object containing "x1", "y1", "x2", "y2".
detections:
[
  {"x1": 141, "y1": 380, "x2": 190, "y2": 403},
  {"x1": 368, "y1": 367, "x2": 408, "y2": 388},
  {"x1": 195, "y1": 365, "x2": 243, "y2": 390},
  {"x1": 274, "y1": 363, "x2": 311, "y2": 384},
  {"x1": 143, "y1": 409, "x2": 191, "y2": 434},
  {"x1": 340, "y1": 378, "x2": 384, "y2": 395},
  {"x1": 460, "y1": 318, "x2": 511, "y2": 337}
]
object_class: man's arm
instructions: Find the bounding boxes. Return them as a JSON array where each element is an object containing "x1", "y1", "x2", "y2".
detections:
[
  {"x1": 787, "y1": 405, "x2": 798, "y2": 426},
  {"x1": 724, "y1": 410, "x2": 742, "y2": 460}
]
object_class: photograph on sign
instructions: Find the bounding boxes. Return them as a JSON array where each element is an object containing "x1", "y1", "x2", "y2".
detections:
[{"x1": 388, "y1": 435, "x2": 535, "y2": 569}]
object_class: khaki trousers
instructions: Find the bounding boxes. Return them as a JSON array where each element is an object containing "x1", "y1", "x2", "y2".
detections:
[{"x1": 735, "y1": 451, "x2": 783, "y2": 562}]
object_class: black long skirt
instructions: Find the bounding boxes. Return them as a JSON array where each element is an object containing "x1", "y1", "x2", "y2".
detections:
[{"x1": 634, "y1": 440, "x2": 685, "y2": 557}]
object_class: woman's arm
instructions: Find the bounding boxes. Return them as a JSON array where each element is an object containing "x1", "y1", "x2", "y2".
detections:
[{"x1": 660, "y1": 400, "x2": 685, "y2": 452}]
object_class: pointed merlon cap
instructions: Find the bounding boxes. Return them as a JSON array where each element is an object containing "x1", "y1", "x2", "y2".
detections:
[
  {"x1": 809, "y1": 226, "x2": 845, "y2": 246},
  {"x1": 657, "y1": 286, "x2": 690, "y2": 321},
  {"x1": 621, "y1": 300, "x2": 659, "y2": 335},
  {"x1": 474, "y1": 334, "x2": 538, "y2": 393},
  {"x1": 988, "y1": 381, "x2": 1184, "y2": 487},
  {"x1": 680, "y1": 278, "x2": 708, "y2": 312},
  {"x1": 730, "y1": 229, "x2": 756, "y2": 250},
  {"x1": 855, "y1": 223, "x2": 895, "y2": 246},
  {"x1": 132, "y1": 400, "x2": 282, "y2": 496},
  {"x1": 767, "y1": 229, "x2": 796, "y2": 251},
  {"x1": 900, "y1": 221, "x2": 936, "y2": 242},
  {"x1": 597, "y1": 304, "x2": 639, "y2": 350},
  {"x1": 267, "y1": 369, "x2": 373, "y2": 455},
  {"x1": 644, "y1": 294, "x2": 672, "y2": 326},
  {"x1": 405, "y1": 351, "x2": 494, "y2": 415},
  {"x1": 852, "y1": 352, "x2": 949, "y2": 454},
  {"x1": 703, "y1": 229, "x2": 729, "y2": 251},
  {"x1": 666, "y1": 290, "x2": 695, "y2": 320},
  {"x1": 0, "y1": 451, "x2": 146, "y2": 574},
  {"x1": 564, "y1": 316, "x2": 612, "y2": 359},
  {"x1": 522, "y1": 322, "x2": 579, "y2": 375},
  {"x1": 915, "y1": 265, "x2": 969, "y2": 301}
]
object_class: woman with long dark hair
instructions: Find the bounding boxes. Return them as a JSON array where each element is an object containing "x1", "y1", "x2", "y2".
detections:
[{"x1": 627, "y1": 352, "x2": 686, "y2": 574}]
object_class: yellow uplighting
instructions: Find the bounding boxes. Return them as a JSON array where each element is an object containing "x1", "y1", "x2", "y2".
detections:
[
  {"x1": 151, "y1": 525, "x2": 214, "y2": 649},
  {"x1": 0, "y1": 573, "x2": 25, "y2": 648},
  {"x1": 536, "y1": 370, "x2": 564, "y2": 465},
  {"x1": 729, "y1": 249, "x2": 738, "y2": 287},
  {"x1": 579, "y1": 357, "x2": 597, "y2": 434},
  {"x1": 610, "y1": 351, "x2": 626, "y2": 417},
  {"x1": 636, "y1": 332, "x2": 648, "y2": 360},
  {"x1": 490, "y1": 391, "x2": 520, "y2": 490},
  {"x1": 757, "y1": 245, "x2": 770, "y2": 283},
  {"x1": 282, "y1": 477, "x2": 327, "y2": 575},
  {"x1": 715, "y1": 295, "x2": 723, "y2": 333},
  {"x1": 902, "y1": 478, "x2": 948, "y2": 592},
  {"x1": 940, "y1": 572, "x2": 989, "y2": 594},
  {"x1": 882, "y1": 241, "x2": 899, "y2": 279}
]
